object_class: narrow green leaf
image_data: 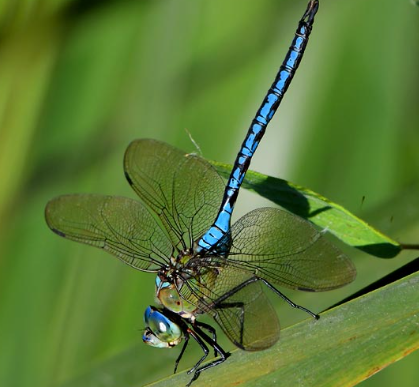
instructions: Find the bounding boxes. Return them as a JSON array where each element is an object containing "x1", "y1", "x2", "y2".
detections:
[
  {"x1": 59, "y1": 269, "x2": 419, "y2": 387},
  {"x1": 151, "y1": 270, "x2": 419, "y2": 386},
  {"x1": 210, "y1": 161, "x2": 401, "y2": 258}
]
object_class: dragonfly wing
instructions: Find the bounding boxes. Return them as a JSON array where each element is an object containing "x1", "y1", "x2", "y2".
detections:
[
  {"x1": 180, "y1": 266, "x2": 279, "y2": 350},
  {"x1": 227, "y1": 207, "x2": 356, "y2": 291},
  {"x1": 45, "y1": 194, "x2": 173, "y2": 271},
  {"x1": 124, "y1": 139, "x2": 224, "y2": 250},
  {"x1": 211, "y1": 280, "x2": 280, "y2": 351}
]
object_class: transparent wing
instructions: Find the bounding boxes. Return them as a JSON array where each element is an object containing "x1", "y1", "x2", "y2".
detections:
[
  {"x1": 179, "y1": 265, "x2": 279, "y2": 350},
  {"x1": 45, "y1": 194, "x2": 173, "y2": 271},
  {"x1": 226, "y1": 207, "x2": 356, "y2": 291},
  {"x1": 211, "y1": 279, "x2": 280, "y2": 351},
  {"x1": 124, "y1": 139, "x2": 225, "y2": 251}
]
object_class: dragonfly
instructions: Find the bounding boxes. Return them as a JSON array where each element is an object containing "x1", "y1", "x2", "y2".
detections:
[{"x1": 45, "y1": 1, "x2": 356, "y2": 385}]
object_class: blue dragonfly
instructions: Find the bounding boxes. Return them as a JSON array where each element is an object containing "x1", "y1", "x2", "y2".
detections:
[{"x1": 45, "y1": 1, "x2": 356, "y2": 385}]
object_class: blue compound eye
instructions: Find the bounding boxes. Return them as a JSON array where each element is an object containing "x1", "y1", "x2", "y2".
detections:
[
  {"x1": 143, "y1": 327, "x2": 170, "y2": 349},
  {"x1": 143, "y1": 306, "x2": 182, "y2": 347}
]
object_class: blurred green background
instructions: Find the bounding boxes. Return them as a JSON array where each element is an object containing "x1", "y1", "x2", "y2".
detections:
[{"x1": 0, "y1": 0, "x2": 418, "y2": 386}]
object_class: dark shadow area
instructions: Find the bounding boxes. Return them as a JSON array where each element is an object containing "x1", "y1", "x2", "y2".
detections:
[
  {"x1": 249, "y1": 175, "x2": 312, "y2": 218},
  {"x1": 65, "y1": 0, "x2": 141, "y2": 18},
  {"x1": 356, "y1": 243, "x2": 401, "y2": 258}
]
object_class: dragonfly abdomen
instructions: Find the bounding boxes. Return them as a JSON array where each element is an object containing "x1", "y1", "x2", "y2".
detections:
[{"x1": 196, "y1": 2, "x2": 319, "y2": 254}]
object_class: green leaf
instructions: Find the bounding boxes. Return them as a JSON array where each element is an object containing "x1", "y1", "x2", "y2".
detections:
[
  {"x1": 59, "y1": 268, "x2": 419, "y2": 387},
  {"x1": 210, "y1": 161, "x2": 401, "y2": 258}
]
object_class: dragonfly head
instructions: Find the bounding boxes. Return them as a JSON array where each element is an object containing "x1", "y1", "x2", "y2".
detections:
[{"x1": 143, "y1": 306, "x2": 183, "y2": 348}]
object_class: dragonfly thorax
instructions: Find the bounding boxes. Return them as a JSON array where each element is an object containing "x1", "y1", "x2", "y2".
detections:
[{"x1": 174, "y1": 248, "x2": 194, "y2": 266}]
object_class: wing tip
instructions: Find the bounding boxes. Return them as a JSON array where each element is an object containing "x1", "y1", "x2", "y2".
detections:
[
  {"x1": 51, "y1": 228, "x2": 66, "y2": 238},
  {"x1": 124, "y1": 171, "x2": 134, "y2": 186}
]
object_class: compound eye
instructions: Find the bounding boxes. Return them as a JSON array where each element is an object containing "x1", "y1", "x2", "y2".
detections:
[
  {"x1": 143, "y1": 327, "x2": 170, "y2": 348},
  {"x1": 143, "y1": 306, "x2": 182, "y2": 345}
]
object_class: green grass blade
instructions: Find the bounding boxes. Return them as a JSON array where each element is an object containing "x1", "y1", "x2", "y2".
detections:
[
  {"x1": 210, "y1": 161, "x2": 401, "y2": 258},
  {"x1": 60, "y1": 269, "x2": 419, "y2": 387}
]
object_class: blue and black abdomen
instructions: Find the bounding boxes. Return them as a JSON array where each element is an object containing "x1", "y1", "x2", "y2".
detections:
[{"x1": 197, "y1": 1, "x2": 319, "y2": 253}]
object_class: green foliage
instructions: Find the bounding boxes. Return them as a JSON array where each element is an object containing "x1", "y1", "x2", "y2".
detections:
[{"x1": 0, "y1": 0, "x2": 418, "y2": 387}]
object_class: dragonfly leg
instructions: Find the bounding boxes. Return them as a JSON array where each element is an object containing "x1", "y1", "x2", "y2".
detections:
[
  {"x1": 260, "y1": 278, "x2": 320, "y2": 319},
  {"x1": 210, "y1": 276, "x2": 319, "y2": 321},
  {"x1": 186, "y1": 324, "x2": 230, "y2": 387},
  {"x1": 174, "y1": 334, "x2": 190, "y2": 374},
  {"x1": 186, "y1": 328, "x2": 210, "y2": 375},
  {"x1": 194, "y1": 320, "x2": 218, "y2": 357}
]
